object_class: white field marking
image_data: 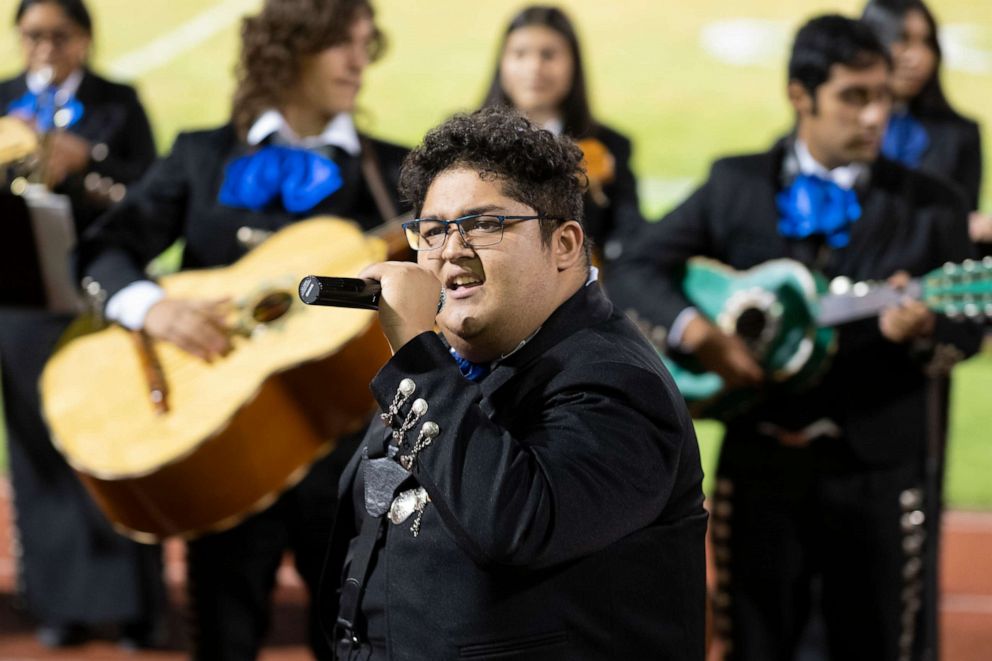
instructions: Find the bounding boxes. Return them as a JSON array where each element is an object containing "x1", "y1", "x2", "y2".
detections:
[
  {"x1": 107, "y1": 0, "x2": 260, "y2": 80},
  {"x1": 699, "y1": 18, "x2": 992, "y2": 75},
  {"x1": 942, "y1": 24, "x2": 992, "y2": 75},
  {"x1": 699, "y1": 18, "x2": 790, "y2": 68}
]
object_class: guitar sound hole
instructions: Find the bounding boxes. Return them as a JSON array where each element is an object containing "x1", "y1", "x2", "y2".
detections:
[
  {"x1": 735, "y1": 307, "x2": 767, "y2": 342},
  {"x1": 252, "y1": 291, "x2": 293, "y2": 323}
]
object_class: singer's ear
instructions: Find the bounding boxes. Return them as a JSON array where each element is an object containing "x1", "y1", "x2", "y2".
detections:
[{"x1": 553, "y1": 220, "x2": 584, "y2": 272}]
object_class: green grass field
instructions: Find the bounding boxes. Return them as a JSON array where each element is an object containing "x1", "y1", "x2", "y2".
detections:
[{"x1": 1, "y1": 0, "x2": 990, "y2": 505}]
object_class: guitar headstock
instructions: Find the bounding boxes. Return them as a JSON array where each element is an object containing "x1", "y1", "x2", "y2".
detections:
[{"x1": 922, "y1": 257, "x2": 992, "y2": 320}]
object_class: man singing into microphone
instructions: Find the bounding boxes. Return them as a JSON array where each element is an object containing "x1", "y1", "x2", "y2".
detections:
[{"x1": 321, "y1": 107, "x2": 707, "y2": 660}]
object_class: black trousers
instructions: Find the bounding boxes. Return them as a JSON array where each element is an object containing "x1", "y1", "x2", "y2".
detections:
[
  {"x1": 186, "y1": 432, "x2": 361, "y2": 661},
  {"x1": 0, "y1": 307, "x2": 165, "y2": 626},
  {"x1": 710, "y1": 432, "x2": 929, "y2": 661}
]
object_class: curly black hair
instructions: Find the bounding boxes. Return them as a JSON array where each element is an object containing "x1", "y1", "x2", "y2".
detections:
[
  {"x1": 399, "y1": 107, "x2": 587, "y2": 249},
  {"x1": 231, "y1": 0, "x2": 383, "y2": 140}
]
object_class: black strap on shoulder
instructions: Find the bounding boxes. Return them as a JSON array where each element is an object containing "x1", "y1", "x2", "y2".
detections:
[{"x1": 334, "y1": 510, "x2": 385, "y2": 654}]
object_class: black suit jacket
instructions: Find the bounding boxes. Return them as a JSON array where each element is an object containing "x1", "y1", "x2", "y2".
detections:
[
  {"x1": 0, "y1": 69, "x2": 156, "y2": 233},
  {"x1": 324, "y1": 283, "x2": 707, "y2": 660},
  {"x1": 608, "y1": 139, "x2": 983, "y2": 465},
  {"x1": 915, "y1": 113, "x2": 982, "y2": 211},
  {"x1": 77, "y1": 122, "x2": 408, "y2": 299},
  {"x1": 581, "y1": 123, "x2": 645, "y2": 255}
]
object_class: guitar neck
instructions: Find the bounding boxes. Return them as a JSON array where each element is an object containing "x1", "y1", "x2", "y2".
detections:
[{"x1": 816, "y1": 280, "x2": 922, "y2": 327}]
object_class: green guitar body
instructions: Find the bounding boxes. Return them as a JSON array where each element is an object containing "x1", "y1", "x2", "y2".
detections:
[{"x1": 662, "y1": 258, "x2": 836, "y2": 420}]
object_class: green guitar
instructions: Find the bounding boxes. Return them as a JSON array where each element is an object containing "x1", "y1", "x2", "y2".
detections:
[{"x1": 664, "y1": 256, "x2": 992, "y2": 420}]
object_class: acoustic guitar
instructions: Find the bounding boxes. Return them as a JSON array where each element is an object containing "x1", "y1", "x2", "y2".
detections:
[
  {"x1": 666, "y1": 256, "x2": 992, "y2": 420},
  {"x1": 40, "y1": 217, "x2": 393, "y2": 542}
]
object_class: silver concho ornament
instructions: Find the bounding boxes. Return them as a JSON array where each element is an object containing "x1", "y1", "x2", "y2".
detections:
[{"x1": 388, "y1": 487, "x2": 429, "y2": 525}]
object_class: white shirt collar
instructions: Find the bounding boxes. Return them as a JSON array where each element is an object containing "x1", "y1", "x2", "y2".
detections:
[
  {"x1": 794, "y1": 140, "x2": 867, "y2": 191},
  {"x1": 26, "y1": 68, "x2": 84, "y2": 103},
  {"x1": 246, "y1": 109, "x2": 362, "y2": 156},
  {"x1": 540, "y1": 117, "x2": 564, "y2": 137}
]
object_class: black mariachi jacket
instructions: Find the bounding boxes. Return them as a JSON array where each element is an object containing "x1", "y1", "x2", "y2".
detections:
[
  {"x1": 77, "y1": 122, "x2": 408, "y2": 298},
  {"x1": 607, "y1": 139, "x2": 983, "y2": 466},
  {"x1": 323, "y1": 282, "x2": 707, "y2": 660},
  {"x1": 0, "y1": 69, "x2": 156, "y2": 233},
  {"x1": 579, "y1": 123, "x2": 645, "y2": 256},
  {"x1": 913, "y1": 113, "x2": 982, "y2": 211}
]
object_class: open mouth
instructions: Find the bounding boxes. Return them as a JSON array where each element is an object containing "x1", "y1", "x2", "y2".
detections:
[{"x1": 446, "y1": 273, "x2": 484, "y2": 295}]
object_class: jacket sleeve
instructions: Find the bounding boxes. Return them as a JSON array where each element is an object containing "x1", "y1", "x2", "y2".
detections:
[
  {"x1": 90, "y1": 85, "x2": 157, "y2": 185},
  {"x1": 955, "y1": 121, "x2": 983, "y2": 212},
  {"x1": 370, "y1": 332, "x2": 691, "y2": 569},
  {"x1": 77, "y1": 132, "x2": 193, "y2": 298},
  {"x1": 606, "y1": 174, "x2": 716, "y2": 333},
  {"x1": 926, "y1": 190, "x2": 985, "y2": 362}
]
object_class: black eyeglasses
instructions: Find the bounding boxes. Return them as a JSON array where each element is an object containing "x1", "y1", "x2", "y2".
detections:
[{"x1": 402, "y1": 214, "x2": 553, "y2": 251}]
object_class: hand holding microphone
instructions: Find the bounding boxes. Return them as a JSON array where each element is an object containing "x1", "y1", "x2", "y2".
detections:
[{"x1": 299, "y1": 262, "x2": 443, "y2": 353}]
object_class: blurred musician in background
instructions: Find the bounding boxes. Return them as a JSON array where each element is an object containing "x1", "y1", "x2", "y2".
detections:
[
  {"x1": 862, "y1": 1, "x2": 988, "y2": 655},
  {"x1": 480, "y1": 4, "x2": 645, "y2": 265},
  {"x1": 76, "y1": 0, "x2": 406, "y2": 658},
  {"x1": 861, "y1": 0, "x2": 990, "y2": 255},
  {"x1": 609, "y1": 15, "x2": 983, "y2": 660},
  {"x1": 0, "y1": 0, "x2": 156, "y2": 231},
  {"x1": 0, "y1": 0, "x2": 162, "y2": 649}
]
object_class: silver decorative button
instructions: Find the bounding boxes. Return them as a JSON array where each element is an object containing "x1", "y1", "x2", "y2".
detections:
[
  {"x1": 399, "y1": 378, "x2": 416, "y2": 396},
  {"x1": 411, "y1": 398, "x2": 428, "y2": 415}
]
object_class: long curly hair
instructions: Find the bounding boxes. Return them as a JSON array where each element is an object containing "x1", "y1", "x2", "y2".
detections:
[
  {"x1": 399, "y1": 107, "x2": 586, "y2": 249},
  {"x1": 231, "y1": 0, "x2": 382, "y2": 139}
]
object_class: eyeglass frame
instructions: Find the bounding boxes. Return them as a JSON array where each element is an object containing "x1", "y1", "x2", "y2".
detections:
[
  {"x1": 401, "y1": 213, "x2": 561, "y2": 251},
  {"x1": 19, "y1": 27, "x2": 85, "y2": 51}
]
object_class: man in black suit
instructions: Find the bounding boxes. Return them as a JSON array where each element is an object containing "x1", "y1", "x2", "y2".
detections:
[
  {"x1": 321, "y1": 107, "x2": 707, "y2": 660},
  {"x1": 77, "y1": 0, "x2": 406, "y2": 659},
  {"x1": 609, "y1": 15, "x2": 983, "y2": 661}
]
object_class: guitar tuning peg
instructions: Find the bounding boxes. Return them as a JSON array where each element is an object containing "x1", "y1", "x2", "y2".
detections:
[{"x1": 829, "y1": 276, "x2": 852, "y2": 295}]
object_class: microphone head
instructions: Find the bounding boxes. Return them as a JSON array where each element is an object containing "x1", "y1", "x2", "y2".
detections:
[{"x1": 299, "y1": 275, "x2": 322, "y2": 305}]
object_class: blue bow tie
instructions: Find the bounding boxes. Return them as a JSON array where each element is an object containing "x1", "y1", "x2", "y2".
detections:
[
  {"x1": 449, "y1": 347, "x2": 491, "y2": 382},
  {"x1": 6, "y1": 87, "x2": 84, "y2": 132},
  {"x1": 881, "y1": 111, "x2": 930, "y2": 168},
  {"x1": 218, "y1": 145, "x2": 343, "y2": 214},
  {"x1": 776, "y1": 173, "x2": 862, "y2": 248}
]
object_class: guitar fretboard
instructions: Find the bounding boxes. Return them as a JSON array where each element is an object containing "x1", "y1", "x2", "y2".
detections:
[{"x1": 816, "y1": 280, "x2": 922, "y2": 327}]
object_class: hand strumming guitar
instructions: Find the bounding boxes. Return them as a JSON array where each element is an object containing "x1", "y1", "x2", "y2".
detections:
[
  {"x1": 681, "y1": 314, "x2": 764, "y2": 389},
  {"x1": 143, "y1": 298, "x2": 232, "y2": 362}
]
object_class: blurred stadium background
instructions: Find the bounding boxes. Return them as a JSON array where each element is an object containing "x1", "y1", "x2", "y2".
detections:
[{"x1": 0, "y1": 0, "x2": 990, "y2": 504}]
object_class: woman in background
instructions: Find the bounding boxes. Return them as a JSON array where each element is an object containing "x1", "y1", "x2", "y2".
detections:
[
  {"x1": 861, "y1": 0, "x2": 990, "y2": 253},
  {"x1": 481, "y1": 4, "x2": 645, "y2": 263},
  {"x1": 0, "y1": 0, "x2": 163, "y2": 650},
  {"x1": 862, "y1": 2, "x2": 987, "y2": 657}
]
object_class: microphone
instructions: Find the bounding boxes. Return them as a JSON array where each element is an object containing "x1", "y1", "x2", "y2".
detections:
[{"x1": 298, "y1": 276, "x2": 381, "y2": 310}]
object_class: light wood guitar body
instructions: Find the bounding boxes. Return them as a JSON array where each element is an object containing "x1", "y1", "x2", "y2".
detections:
[{"x1": 41, "y1": 217, "x2": 391, "y2": 542}]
